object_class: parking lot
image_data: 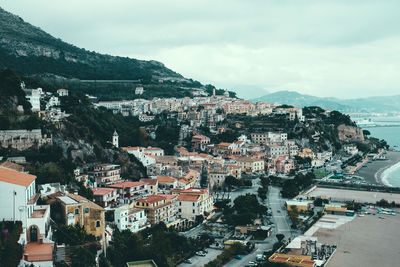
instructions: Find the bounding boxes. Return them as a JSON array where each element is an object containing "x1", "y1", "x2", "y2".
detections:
[{"x1": 178, "y1": 248, "x2": 223, "y2": 267}]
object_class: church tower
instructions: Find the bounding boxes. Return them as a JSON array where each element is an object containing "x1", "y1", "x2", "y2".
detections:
[{"x1": 112, "y1": 130, "x2": 119, "y2": 147}]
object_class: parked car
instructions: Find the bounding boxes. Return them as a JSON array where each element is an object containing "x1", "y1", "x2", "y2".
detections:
[
  {"x1": 196, "y1": 251, "x2": 206, "y2": 256},
  {"x1": 235, "y1": 255, "x2": 242, "y2": 260},
  {"x1": 183, "y1": 259, "x2": 193, "y2": 264}
]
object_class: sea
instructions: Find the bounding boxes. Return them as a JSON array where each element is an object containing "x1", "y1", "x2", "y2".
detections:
[{"x1": 353, "y1": 116, "x2": 400, "y2": 187}]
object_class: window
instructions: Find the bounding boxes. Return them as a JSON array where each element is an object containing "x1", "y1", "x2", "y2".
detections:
[
  {"x1": 85, "y1": 208, "x2": 89, "y2": 214},
  {"x1": 179, "y1": 208, "x2": 182, "y2": 212},
  {"x1": 75, "y1": 209, "x2": 79, "y2": 214},
  {"x1": 192, "y1": 202, "x2": 195, "y2": 206},
  {"x1": 96, "y1": 221, "x2": 101, "y2": 227},
  {"x1": 192, "y1": 209, "x2": 195, "y2": 213}
]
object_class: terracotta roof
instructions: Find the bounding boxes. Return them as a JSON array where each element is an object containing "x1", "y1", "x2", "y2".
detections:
[
  {"x1": 0, "y1": 167, "x2": 36, "y2": 187},
  {"x1": 157, "y1": 176, "x2": 176, "y2": 183},
  {"x1": 178, "y1": 194, "x2": 199, "y2": 201},
  {"x1": 140, "y1": 178, "x2": 158, "y2": 185},
  {"x1": 92, "y1": 187, "x2": 117, "y2": 196},
  {"x1": 108, "y1": 181, "x2": 146, "y2": 188},
  {"x1": 23, "y1": 242, "x2": 54, "y2": 262},
  {"x1": 218, "y1": 142, "x2": 232, "y2": 147},
  {"x1": 180, "y1": 188, "x2": 208, "y2": 194},
  {"x1": 0, "y1": 161, "x2": 25, "y2": 172},
  {"x1": 67, "y1": 193, "x2": 104, "y2": 210},
  {"x1": 136, "y1": 195, "x2": 166, "y2": 204},
  {"x1": 121, "y1": 146, "x2": 140, "y2": 151},
  {"x1": 178, "y1": 179, "x2": 190, "y2": 185}
]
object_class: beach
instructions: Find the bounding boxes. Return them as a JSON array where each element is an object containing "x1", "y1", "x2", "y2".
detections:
[{"x1": 355, "y1": 150, "x2": 400, "y2": 186}]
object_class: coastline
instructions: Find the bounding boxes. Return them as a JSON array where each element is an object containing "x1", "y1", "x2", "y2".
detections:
[{"x1": 355, "y1": 150, "x2": 400, "y2": 186}]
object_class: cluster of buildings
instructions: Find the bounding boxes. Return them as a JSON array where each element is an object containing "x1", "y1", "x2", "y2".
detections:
[{"x1": 21, "y1": 82, "x2": 70, "y2": 124}]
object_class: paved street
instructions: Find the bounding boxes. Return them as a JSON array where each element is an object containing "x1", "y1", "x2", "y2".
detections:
[
  {"x1": 178, "y1": 248, "x2": 223, "y2": 267},
  {"x1": 267, "y1": 186, "x2": 294, "y2": 237}
]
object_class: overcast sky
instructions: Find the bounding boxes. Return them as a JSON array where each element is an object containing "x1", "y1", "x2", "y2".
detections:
[{"x1": 2, "y1": 0, "x2": 400, "y2": 99}]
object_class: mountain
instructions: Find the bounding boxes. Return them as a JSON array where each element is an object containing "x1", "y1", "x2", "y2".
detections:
[
  {"x1": 251, "y1": 90, "x2": 400, "y2": 113},
  {"x1": 0, "y1": 7, "x2": 184, "y2": 81},
  {"x1": 0, "y1": 7, "x2": 235, "y2": 100}
]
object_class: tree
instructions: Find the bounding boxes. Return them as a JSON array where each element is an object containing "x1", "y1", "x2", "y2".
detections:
[
  {"x1": 276, "y1": 234, "x2": 285, "y2": 243},
  {"x1": 70, "y1": 246, "x2": 96, "y2": 267}
]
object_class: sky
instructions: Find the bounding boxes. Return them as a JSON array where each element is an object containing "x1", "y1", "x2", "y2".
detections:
[{"x1": 2, "y1": 0, "x2": 400, "y2": 99}]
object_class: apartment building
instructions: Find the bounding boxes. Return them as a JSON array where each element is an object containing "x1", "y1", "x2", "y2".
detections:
[
  {"x1": 108, "y1": 181, "x2": 148, "y2": 204},
  {"x1": 237, "y1": 157, "x2": 265, "y2": 174},
  {"x1": 114, "y1": 205, "x2": 150, "y2": 233},
  {"x1": 88, "y1": 164, "x2": 121, "y2": 185},
  {"x1": 192, "y1": 135, "x2": 211, "y2": 151},
  {"x1": 174, "y1": 188, "x2": 214, "y2": 221},
  {"x1": 134, "y1": 194, "x2": 178, "y2": 226},
  {"x1": 92, "y1": 187, "x2": 119, "y2": 208}
]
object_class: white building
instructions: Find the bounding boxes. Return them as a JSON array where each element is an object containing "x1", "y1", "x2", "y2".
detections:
[
  {"x1": 121, "y1": 146, "x2": 164, "y2": 167},
  {"x1": 57, "y1": 88, "x2": 69, "y2": 97},
  {"x1": 0, "y1": 167, "x2": 54, "y2": 266},
  {"x1": 114, "y1": 205, "x2": 149, "y2": 233},
  {"x1": 112, "y1": 130, "x2": 119, "y2": 148},
  {"x1": 24, "y1": 88, "x2": 42, "y2": 112},
  {"x1": 175, "y1": 188, "x2": 214, "y2": 221},
  {"x1": 135, "y1": 87, "x2": 144, "y2": 95}
]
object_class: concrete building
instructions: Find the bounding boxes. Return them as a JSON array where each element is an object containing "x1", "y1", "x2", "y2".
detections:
[
  {"x1": 92, "y1": 187, "x2": 119, "y2": 208},
  {"x1": 0, "y1": 129, "x2": 52, "y2": 150},
  {"x1": 237, "y1": 157, "x2": 264, "y2": 174},
  {"x1": 57, "y1": 88, "x2": 69, "y2": 97},
  {"x1": 112, "y1": 130, "x2": 119, "y2": 148},
  {"x1": 191, "y1": 135, "x2": 211, "y2": 151},
  {"x1": 88, "y1": 164, "x2": 121, "y2": 185},
  {"x1": 174, "y1": 188, "x2": 213, "y2": 221},
  {"x1": 54, "y1": 193, "x2": 105, "y2": 241},
  {"x1": 134, "y1": 194, "x2": 178, "y2": 226},
  {"x1": 108, "y1": 181, "x2": 148, "y2": 204},
  {"x1": 114, "y1": 205, "x2": 150, "y2": 233}
]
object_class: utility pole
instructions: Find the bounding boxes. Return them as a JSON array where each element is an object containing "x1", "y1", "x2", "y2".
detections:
[{"x1": 13, "y1": 191, "x2": 16, "y2": 223}]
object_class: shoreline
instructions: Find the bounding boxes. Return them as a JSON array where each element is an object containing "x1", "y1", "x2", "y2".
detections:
[
  {"x1": 377, "y1": 160, "x2": 400, "y2": 187},
  {"x1": 355, "y1": 150, "x2": 400, "y2": 186}
]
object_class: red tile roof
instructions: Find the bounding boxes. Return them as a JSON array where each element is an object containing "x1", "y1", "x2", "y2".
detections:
[
  {"x1": 157, "y1": 176, "x2": 176, "y2": 183},
  {"x1": 108, "y1": 181, "x2": 146, "y2": 188},
  {"x1": 0, "y1": 167, "x2": 36, "y2": 187},
  {"x1": 23, "y1": 242, "x2": 54, "y2": 262},
  {"x1": 178, "y1": 194, "x2": 199, "y2": 202},
  {"x1": 140, "y1": 178, "x2": 158, "y2": 185},
  {"x1": 136, "y1": 195, "x2": 166, "y2": 204},
  {"x1": 92, "y1": 187, "x2": 117, "y2": 196}
]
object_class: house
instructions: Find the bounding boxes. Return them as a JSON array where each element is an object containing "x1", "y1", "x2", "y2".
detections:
[
  {"x1": 88, "y1": 164, "x2": 121, "y2": 185},
  {"x1": 0, "y1": 167, "x2": 54, "y2": 266},
  {"x1": 173, "y1": 188, "x2": 213, "y2": 221},
  {"x1": 208, "y1": 164, "x2": 230, "y2": 188},
  {"x1": 122, "y1": 147, "x2": 158, "y2": 167},
  {"x1": 134, "y1": 194, "x2": 179, "y2": 226},
  {"x1": 92, "y1": 187, "x2": 119, "y2": 208},
  {"x1": 108, "y1": 181, "x2": 148, "y2": 204},
  {"x1": 139, "y1": 114, "x2": 155, "y2": 122},
  {"x1": 135, "y1": 86, "x2": 144, "y2": 95},
  {"x1": 237, "y1": 157, "x2": 264, "y2": 174},
  {"x1": 157, "y1": 176, "x2": 178, "y2": 190},
  {"x1": 343, "y1": 144, "x2": 359, "y2": 155},
  {"x1": 140, "y1": 178, "x2": 159, "y2": 195},
  {"x1": 285, "y1": 200, "x2": 312, "y2": 212},
  {"x1": 265, "y1": 144, "x2": 288, "y2": 158},
  {"x1": 191, "y1": 135, "x2": 211, "y2": 151},
  {"x1": 275, "y1": 156, "x2": 295, "y2": 174},
  {"x1": 114, "y1": 205, "x2": 150, "y2": 233},
  {"x1": 23, "y1": 88, "x2": 42, "y2": 111},
  {"x1": 53, "y1": 192, "x2": 105, "y2": 242},
  {"x1": 57, "y1": 88, "x2": 69, "y2": 97}
]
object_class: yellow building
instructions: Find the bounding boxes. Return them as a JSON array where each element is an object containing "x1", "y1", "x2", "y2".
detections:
[
  {"x1": 237, "y1": 157, "x2": 264, "y2": 174},
  {"x1": 55, "y1": 193, "x2": 105, "y2": 239},
  {"x1": 285, "y1": 200, "x2": 312, "y2": 212}
]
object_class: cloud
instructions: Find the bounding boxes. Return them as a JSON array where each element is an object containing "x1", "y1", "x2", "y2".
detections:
[{"x1": 1, "y1": 0, "x2": 400, "y2": 98}]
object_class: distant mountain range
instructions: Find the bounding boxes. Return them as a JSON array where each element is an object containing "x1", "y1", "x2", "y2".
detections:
[{"x1": 251, "y1": 91, "x2": 400, "y2": 113}]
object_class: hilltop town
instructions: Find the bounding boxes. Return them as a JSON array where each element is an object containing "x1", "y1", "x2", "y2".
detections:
[{"x1": 2, "y1": 67, "x2": 398, "y2": 267}]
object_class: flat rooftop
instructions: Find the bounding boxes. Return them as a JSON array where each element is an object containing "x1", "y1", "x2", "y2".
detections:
[
  {"x1": 313, "y1": 208, "x2": 400, "y2": 267},
  {"x1": 57, "y1": 196, "x2": 78, "y2": 205},
  {"x1": 307, "y1": 187, "x2": 400, "y2": 203}
]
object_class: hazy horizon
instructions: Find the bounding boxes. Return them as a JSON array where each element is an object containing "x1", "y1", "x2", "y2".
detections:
[{"x1": 2, "y1": 0, "x2": 400, "y2": 99}]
